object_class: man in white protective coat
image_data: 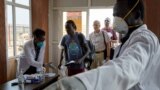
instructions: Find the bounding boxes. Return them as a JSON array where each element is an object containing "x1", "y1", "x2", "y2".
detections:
[
  {"x1": 19, "y1": 28, "x2": 46, "y2": 74},
  {"x1": 44, "y1": 0, "x2": 160, "y2": 90}
]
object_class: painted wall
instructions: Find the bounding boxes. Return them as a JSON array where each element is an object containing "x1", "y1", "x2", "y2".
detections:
[
  {"x1": 144, "y1": 0, "x2": 160, "y2": 38},
  {"x1": 31, "y1": 0, "x2": 49, "y2": 64},
  {"x1": 52, "y1": 0, "x2": 116, "y2": 8}
]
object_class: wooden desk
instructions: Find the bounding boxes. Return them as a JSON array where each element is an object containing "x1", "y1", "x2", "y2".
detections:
[{"x1": 0, "y1": 75, "x2": 59, "y2": 90}]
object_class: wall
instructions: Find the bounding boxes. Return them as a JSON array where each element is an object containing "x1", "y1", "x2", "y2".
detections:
[
  {"x1": 31, "y1": 0, "x2": 49, "y2": 64},
  {"x1": 144, "y1": 0, "x2": 160, "y2": 38},
  {"x1": 0, "y1": 0, "x2": 7, "y2": 84},
  {"x1": 53, "y1": 0, "x2": 116, "y2": 8},
  {"x1": 91, "y1": 0, "x2": 116, "y2": 7},
  {"x1": 53, "y1": 0, "x2": 88, "y2": 7}
]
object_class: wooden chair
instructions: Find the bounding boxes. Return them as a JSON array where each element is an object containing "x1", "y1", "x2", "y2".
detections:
[{"x1": 7, "y1": 57, "x2": 19, "y2": 81}]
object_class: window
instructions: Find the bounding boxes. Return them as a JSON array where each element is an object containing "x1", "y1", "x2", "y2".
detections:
[
  {"x1": 7, "y1": 0, "x2": 12, "y2": 2},
  {"x1": 15, "y1": 0, "x2": 29, "y2": 6},
  {"x1": 6, "y1": 0, "x2": 31, "y2": 58}
]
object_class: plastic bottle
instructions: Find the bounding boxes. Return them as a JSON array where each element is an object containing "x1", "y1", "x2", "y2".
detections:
[
  {"x1": 39, "y1": 67, "x2": 45, "y2": 81},
  {"x1": 18, "y1": 69, "x2": 25, "y2": 84},
  {"x1": 18, "y1": 69, "x2": 25, "y2": 90}
]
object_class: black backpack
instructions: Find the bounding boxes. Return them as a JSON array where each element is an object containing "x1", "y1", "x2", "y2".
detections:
[{"x1": 77, "y1": 33, "x2": 95, "y2": 69}]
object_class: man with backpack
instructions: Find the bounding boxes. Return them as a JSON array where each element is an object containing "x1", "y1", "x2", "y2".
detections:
[
  {"x1": 58, "y1": 20, "x2": 90, "y2": 76},
  {"x1": 89, "y1": 20, "x2": 110, "y2": 69}
]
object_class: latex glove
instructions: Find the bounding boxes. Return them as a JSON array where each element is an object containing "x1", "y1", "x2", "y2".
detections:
[
  {"x1": 43, "y1": 67, "x2": 46, "y2": 73},
  {"x1": 37, "y1": 66, "x2": 46, "y2": 73}
]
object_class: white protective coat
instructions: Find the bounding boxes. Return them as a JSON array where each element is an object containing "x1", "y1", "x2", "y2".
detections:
[
  {"x1": 75, "y1": 24, "x2": 160, "y2": 90},
  {"x1": 19, "y1": 39, "x2": 46, "y2": 73}
]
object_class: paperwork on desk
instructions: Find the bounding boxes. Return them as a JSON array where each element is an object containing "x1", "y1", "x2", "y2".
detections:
[
  {"x1": 65, "y1": 60, "x2": 75, "y2": 66},
  {"x1": 24, "y1": 73, "x2": 56, "y2": 79}
]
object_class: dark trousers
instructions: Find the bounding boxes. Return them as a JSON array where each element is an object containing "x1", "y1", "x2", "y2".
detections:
[
  {"x1": 24, "y1": 66, "x2": 37, "y2": 74},
  {"x1": 67, "y1": 67, "x2": 85, "y2": 76}
]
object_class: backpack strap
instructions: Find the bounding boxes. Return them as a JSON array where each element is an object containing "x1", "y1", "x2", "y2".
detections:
[
  {"x1": 77, "y1": 32, "x2": 88, "y2": 55},
  {"x1": 77, "y1": 32, "x2": 84, "y2": 45},
  {"x1": 102, "y1": 31, "x2": 107, "y2": 48}
]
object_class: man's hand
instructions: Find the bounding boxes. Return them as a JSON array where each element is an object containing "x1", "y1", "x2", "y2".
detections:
[
  {"x1": 37, "y1": 67, "x2": 46, "y2": 73},
  {"x1": 43, "y1": 67, "x2": 46, "y2": 73}
]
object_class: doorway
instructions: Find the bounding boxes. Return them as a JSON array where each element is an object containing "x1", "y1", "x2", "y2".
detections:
[{"x1": 62, "y1": 11, "x2": 87, "y2": 36}]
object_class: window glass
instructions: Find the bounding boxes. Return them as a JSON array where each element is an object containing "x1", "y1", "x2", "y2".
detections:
[
  {"x1": 15, "y1": 0, "x2": 29, "y2": 6},
  {"x1": 7, "y1": 0, "x2": 12, "y2": 2},
  {"x1": 6, "y1": 0, "x2": 30, "y2": 58},
  {"x1": 15, "y1": 7, "x2": 30, "y2": 55},
  {"x1": 6, "y1": 5, "x2": 14, "y2": 57}
]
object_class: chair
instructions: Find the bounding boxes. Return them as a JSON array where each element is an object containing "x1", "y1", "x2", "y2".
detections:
[{"x1": 7, "y1": 57, "x2": 19, "y2": 81}]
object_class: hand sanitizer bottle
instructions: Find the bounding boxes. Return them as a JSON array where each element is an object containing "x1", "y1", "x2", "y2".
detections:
[
  {"x1": 18, "y1": 69, "x2": 25, "y2": 84},
  {"x1": 39, "y1": 67, "x2": 45, "y2": 81},
  {"x1": 18, "y1": 69, "x2": 25, "y2": 90}
]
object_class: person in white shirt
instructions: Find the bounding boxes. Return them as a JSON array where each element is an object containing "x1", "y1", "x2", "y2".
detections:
[
  {"x1": 44, "y1": 0, "x2": 160, "y2": 90},
  {"x1": 89, "y1": 20, "x2": 110, "y2": 69},
  {"x1": 19, "y1": 28, "x2": 46, "y2": 74}
]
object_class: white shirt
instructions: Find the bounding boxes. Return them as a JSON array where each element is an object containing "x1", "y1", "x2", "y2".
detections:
[
  {"x1": 89, "y1": 31, "x2": 110, "y2": 52},
  {"x1": 19, "y1": 39, "x2": 46, "y2": 73},
  {"x1": 75, "y1": 24, "x2": 160, "y2": 90},
  {"x1": 107, "y1": 32, "x2": 113, "y2": 38}
]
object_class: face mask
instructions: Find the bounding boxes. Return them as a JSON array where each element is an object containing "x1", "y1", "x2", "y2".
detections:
[
  {"x1": 113, "y1": 17, "x2": 128, "y2": 35},
  {"x1": 37, "y1": 42, "x2": 44, "y2": 48},
  {"x1": 113, "y1": 0, "x2": 140, "y2": 37}
]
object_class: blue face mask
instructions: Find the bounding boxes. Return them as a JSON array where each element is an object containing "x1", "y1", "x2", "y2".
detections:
[{"x1": 37, "y1": 42, "x2": 44, "y2": 48}]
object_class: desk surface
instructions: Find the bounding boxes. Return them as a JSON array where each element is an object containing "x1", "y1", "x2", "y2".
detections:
[{"x1": 0, "y1": 75, "x2": 59, "y2": 90}]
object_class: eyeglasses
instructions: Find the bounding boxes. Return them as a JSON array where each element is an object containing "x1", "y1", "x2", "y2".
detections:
[{"x1": 105, "y1": 20, "x2": 110, "y2": 23}]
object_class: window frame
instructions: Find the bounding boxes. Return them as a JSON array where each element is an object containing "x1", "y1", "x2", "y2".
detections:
[{"x1": 5, "y1": 0, "x2": 31, "y2": 58}]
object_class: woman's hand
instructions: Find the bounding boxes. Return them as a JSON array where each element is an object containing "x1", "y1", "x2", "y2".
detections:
[{"x1": 76, "y1": 59, "x2": 83, "y2": 64}]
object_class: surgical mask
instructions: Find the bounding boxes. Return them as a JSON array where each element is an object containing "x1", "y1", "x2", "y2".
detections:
[
  {"x1": 113, "y1": 17, "x2": 128, "y2": 35},
  {"x1": 37, "y1": 42, "x2": 44, "y2": 48},
  {"x1": 113, "y1": 0, "x2": 140, "y2": 37}
]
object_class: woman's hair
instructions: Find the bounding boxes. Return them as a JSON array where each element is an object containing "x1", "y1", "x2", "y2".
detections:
[{"x1": 66, "y1": 20, "x2": 77, "y2": 30}]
